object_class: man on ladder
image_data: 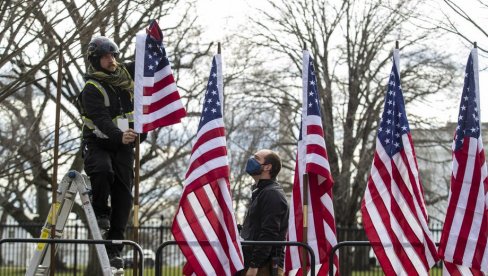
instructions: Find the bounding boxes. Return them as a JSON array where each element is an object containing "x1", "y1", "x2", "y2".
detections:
[{"x1": 79, "y1": 36, "x2": 145, "y2": 270}]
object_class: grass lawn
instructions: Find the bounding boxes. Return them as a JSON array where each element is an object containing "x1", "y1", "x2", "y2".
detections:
[
  {"x1": 123, "y1": 267, "x2": 182, "y2": 276},
  {"x1": 351, "y1": 266, "x2": 443, "y2": 275},
  {"x1": 0, "y1": 266, "x2": 182, "y2": 275},
  {"x1": 0, "y1": 266, "x2": 441, "y2": 275}
]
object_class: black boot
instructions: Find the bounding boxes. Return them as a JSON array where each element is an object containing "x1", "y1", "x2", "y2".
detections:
[
  {"x1": 107, "y1": 246, "x2": 124, "y2": 269},
  {"x1": 97, "y1": 216, "x2": 110, "y2": 239}
]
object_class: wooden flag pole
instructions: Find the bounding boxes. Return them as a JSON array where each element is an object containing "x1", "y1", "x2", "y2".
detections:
[
  {"x1": 474, "y1": 41, "x2": 478, "y2": 48},
  {"x1": 49, "y1": 44, "x2": 63, "y2": 276},
  {"x1": 302, "y1": 173, "x2": 309, "y2": 276},
  {"x1": 217, "y1": 42, "x2": 224, "y2": 117},
  {"x1": 301, "y1": 42, "x2": 309, "y2": 276},
  {"x1": 395, "y1": 40, "x2": 399, "y2": 49},
  {"x1": 133, "y1": 123, "x2": 141, "y2": 275}
]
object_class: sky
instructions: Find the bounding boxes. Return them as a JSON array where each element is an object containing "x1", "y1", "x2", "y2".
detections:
[{"x1": 191, "y1": 0, "x2": 488, "y2": 124}]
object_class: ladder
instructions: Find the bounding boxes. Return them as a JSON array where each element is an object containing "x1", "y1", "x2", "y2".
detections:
[{"x1": 26, "y1": 170, "x2": 116, "y2": 276}]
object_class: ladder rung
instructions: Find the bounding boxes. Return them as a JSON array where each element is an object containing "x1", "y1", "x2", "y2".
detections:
[{"x1": 34, "y1": 265, "x2": 48, "y2": 275}]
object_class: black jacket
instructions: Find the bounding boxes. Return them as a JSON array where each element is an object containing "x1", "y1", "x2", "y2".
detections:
[
  {"x1": 80, "y1": 62, "x2": 144, "y2": 150},
  {"x1": 241, "y1": 179, "x2": 289, "y2": 268}
]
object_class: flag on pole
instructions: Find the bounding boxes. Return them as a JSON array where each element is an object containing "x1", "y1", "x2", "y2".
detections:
[
  {"x1": 134, "y1": 20, "x2": 186, "y2": 133},
  {"x1": 360, "y1": 50, "x2": 438, "y2": 275},
  {"x1": 284, "y1": 50, "x2": 339, "y2": 275},
  {"x1": 438, "y1": 48, "x2": 488, "y2": 275},
  {"x1": 171, "y1": 55, "x2": 244, "y2": 276}
]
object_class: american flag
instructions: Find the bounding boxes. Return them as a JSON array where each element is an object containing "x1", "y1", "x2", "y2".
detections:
[
  {"x1": 134, "y1": 20, "x2": 186, "y2": 133},
  {"x1": 438, "y1": 48, "x2": 488, "y2": 275},
  {"x1": 360, "y1": 50, "x2": 438, "y2": 275},
  {"x1": 171, "y1": 55, "x2": 244, "y2": 276},
  {"x1": 284, "y1": 50, "x2": 339, "y2": 275}
]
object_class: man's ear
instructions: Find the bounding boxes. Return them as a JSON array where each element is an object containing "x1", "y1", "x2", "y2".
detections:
[{"x1": 263, "y1": 163, "x2": 272, "y2": 172}]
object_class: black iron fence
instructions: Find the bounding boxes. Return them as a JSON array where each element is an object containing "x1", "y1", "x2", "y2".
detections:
[
  {"x1": 155, "y1": 240, "x2": 316, "y2": 276},
  {"x1": 334, "y1": 225, "x2": 444, "y2": 275},
  {"x1": 0, "y1": 222, "x2": 176, "y2": 275},
  {"x1": 0, "y1": 223, "x2": 444, "y2": 275}
]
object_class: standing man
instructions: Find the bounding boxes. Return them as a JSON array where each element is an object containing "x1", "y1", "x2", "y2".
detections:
[
  {"x1": 79, "y1": 36, "x2": 142, "y2": 269},
  {"x1": 240, "y1": 149, "x2": 289, "y2": 276}
]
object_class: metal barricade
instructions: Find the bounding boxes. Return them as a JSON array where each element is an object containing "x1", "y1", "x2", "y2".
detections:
[
  {"x1": 329, "y1": 241, "x2": 444, "y2": 276},
  {"x1": 0, "y1": 238, "x2": 145, "y2": 276},
  {"x1": 155, "y1": 240, "x2": 315, "y2": 276},
  {"x1": 329, "y1": 241, "x2": 371, "y2": 276}
]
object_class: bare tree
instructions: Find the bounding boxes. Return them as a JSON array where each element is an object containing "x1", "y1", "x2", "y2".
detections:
[
  {"x1": 0, "y1": 0, "x2": 281, "y2": 233},
  {"x1": 438, "y1": 0, "x2": 488, "y2": 54},
  {"x1": 246, "y1": 0, "x2": 457, "y2": 227},
  {"x1": 0, "y1": 0, "x2": 228, "y2": 273},
  {"x1": 239, "y1": 1, "x2": 460, "y2": 274},
  {"x1": 0, "y1": 0, "x2": 187, "y2": 223}
]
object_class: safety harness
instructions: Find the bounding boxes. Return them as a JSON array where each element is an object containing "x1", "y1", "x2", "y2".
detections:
[{"x1": 81, "y1": 79, "x2": 134, "y2": 139}]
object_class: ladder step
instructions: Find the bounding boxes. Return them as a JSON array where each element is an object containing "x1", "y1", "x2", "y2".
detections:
[
  {"x1": 34, "y1": 265, "x2": 48, "y2": 275},
  {"x1": 27, "y1": 171, "x2": 112, "y2": 276}
]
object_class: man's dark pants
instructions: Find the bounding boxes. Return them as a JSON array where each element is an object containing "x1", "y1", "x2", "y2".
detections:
[{"x1": 84, "y1": 142, "x2": 134, "y2": 253}]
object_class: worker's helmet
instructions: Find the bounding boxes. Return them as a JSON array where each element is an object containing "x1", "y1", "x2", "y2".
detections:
[{"x1": 87, "y1": 36, "x2": 119, "y2": 59}]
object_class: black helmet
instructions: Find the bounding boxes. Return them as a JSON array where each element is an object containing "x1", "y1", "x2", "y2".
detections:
[{"x1": 87, "y1": 36, "x2": 119, "y2": 59}]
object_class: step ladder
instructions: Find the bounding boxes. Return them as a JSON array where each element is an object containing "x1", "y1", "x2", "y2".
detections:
[{"x1": 26, "y1": 170, "x2": 118, "y2": 276}]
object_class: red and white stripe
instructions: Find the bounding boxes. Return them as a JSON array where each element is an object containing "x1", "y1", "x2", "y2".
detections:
[
  {"x1": 134, "y1": 28, "x2": 186, "y2": 133},
  {"x1": 439, "y1": 48, "x2": 488, "y2": 274},
  {"x1": 285, "y1": 50, "x2": 339, "y2": 275},
  {"x1": 439, "y1": 138, "x2": 488, "y2": 271},
  {"x1": 361, "y1": 135, "x2": 438, "y2": 275},
  {"x1": 443, "y1": 261, "x2": 485, "y2": 276},
  {"x1": 360, "y1": 52, "x2": 438, "y2": 276},
  {"x1": 171, "y1": 55, "x2": 244, "y2": 275}
]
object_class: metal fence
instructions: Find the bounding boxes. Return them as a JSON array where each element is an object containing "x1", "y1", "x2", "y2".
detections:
[
  {"x1": 0, "y1": 223, "x2": 444, "y2": 275},
  {"x1": 335, "y1": 224, "x2": 444, "y2": 275},
  {"x1": 330, "y1": 241, "x2": 446, "y2": 276},
  {"x1": 0, "y1": 223, "x2": 178, "y2": 275}
]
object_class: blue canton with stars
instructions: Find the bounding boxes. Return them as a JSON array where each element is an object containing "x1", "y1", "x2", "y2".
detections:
[
  {"x1": 299, "y1": 56, "x2": 322, "y2": 141},
  {"x1": 454, "y1": 53, "x2": 480, "y2": 151},
  {"x1": 307, "y1": 57, "x2": 322, "y2": 117},
  {"x1": 143, "y1": 35, "x2": 170, "y2": 77},
  {"x1": 377, "y1": 61, "x2": 410, "y2": 157},
  {"x1": 198, "y1": 57, "x2": 222, "y2": 130}
]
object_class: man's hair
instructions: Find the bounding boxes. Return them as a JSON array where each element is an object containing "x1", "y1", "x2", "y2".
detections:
[{"x1": 264, "y1": 151, "x2": 282, "y2": 179}]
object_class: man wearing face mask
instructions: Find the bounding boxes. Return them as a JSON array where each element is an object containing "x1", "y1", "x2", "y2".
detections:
[{"x1": 240, "y1": 149, "x2": 289, "y2": 276}]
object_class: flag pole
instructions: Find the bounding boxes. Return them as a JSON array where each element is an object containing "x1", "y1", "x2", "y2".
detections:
[
  {"x1": 133, "y1": 117, "x2": 141, "y2": 275},
  {"x1": 301, "y1": 43, "x2": 309, "y2": 276},
  {"x1": 49, "y1": 44, "x2": 63, "y2": 276},
  {"x1": 302, "y1": 173, "x2": 309, "y2": 276},
  {"x1": 217, "y1": 42, "x2": 224, "y2": 117},
  {"x1": 132, "y1": 40, "x2": 142, "y2": 274},
  {"x1": 473, "y1": 41, "x2": 481, "y2": 133},
  {"x1": 394, "y1": 41, "x2": 400, "y2": 73}
]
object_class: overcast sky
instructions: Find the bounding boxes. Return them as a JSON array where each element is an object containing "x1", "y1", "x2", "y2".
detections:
[{"x1": 190, "y1": 0, "x2": 488, "y2": 125}]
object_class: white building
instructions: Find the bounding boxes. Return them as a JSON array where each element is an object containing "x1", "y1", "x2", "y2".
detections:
[{"x1": 412, "y1": 122, "x2": 488, "y2": 224}]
